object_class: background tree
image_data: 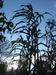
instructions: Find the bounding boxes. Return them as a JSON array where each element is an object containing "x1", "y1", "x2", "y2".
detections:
[
  {"x1": 0, "y1": 60, "x2": 7, "y2": 75},
  {"x1": 44, "y1": 19, "x2": 56, "y2": 70},
  {"x1": 0, "y1": 0, "x2": 13, "y2": 41}
]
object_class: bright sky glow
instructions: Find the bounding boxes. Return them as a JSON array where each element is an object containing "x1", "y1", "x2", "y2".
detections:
[{"x1": 7, "y1": 62, "x2": 18, "y2": 70}]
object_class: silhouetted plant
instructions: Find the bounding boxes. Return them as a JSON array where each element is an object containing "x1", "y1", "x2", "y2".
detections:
[{"x1": 10, "y1": 4, "x2": 53, "y2": 75}]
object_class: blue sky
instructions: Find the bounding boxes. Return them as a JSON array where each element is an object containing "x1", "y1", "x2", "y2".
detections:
[
  {"x1": 1, "y1": 0, "x2": 56, "y2": 41},
  {"x1": 1, "y1": 0, "x2": 56, "y2": 69},
  {"x1": 3, "y1": 0, "x2": 56, "y2": 19}
]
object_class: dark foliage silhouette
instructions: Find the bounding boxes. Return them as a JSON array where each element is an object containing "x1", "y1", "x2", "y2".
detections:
[
  {"x1": 0, "y1": 1, "x2": 56, "y2": 75},
  {"x1": 0, "y1": 0, "x2": 13, "y2": 41},
  {"x1": 0, "y1": 60, "x2": 7, "y2": 75},
  {"x1": 11, "y1": 3, "x2": 55, "y2": 75}
]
